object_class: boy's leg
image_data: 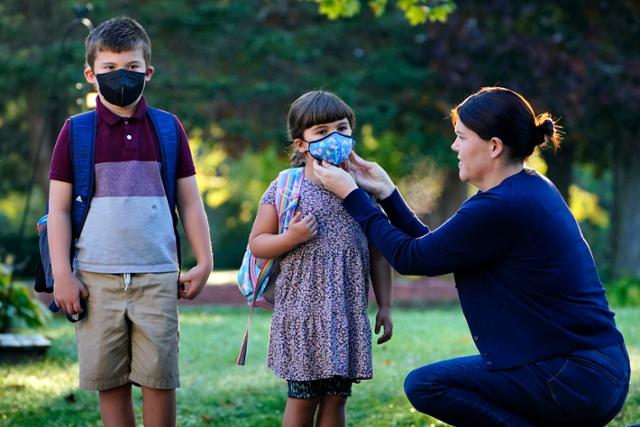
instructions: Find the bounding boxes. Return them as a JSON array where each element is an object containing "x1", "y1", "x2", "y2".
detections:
[
  {"x1": 126, "y1": 272, "x2": 180, "y2": 426},
  {"x1": 75, "y1": 271, "x2": 132, "y2": 391},
  {"x1": 141, "y1": 386, "x2": 176, "y2": 427},
  {"x1": 127, "y1": 272, "x2": 180, "y2": 390},
  {"x1": 99, "y1": 384, "x2": 135, "y2": 427},
  {"x1": 75, "y1": 271, "x2": 133, "y2": 425}
]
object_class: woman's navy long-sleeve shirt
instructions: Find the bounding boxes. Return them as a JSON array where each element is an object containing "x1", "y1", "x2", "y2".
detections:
[{"x1": 343, "y1": 168, "x2": 623, "y2": 369}]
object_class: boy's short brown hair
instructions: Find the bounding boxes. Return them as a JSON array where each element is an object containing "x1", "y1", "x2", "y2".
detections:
[{"x1": 85, "y1": 17, "x2": 151, "y2": 69}]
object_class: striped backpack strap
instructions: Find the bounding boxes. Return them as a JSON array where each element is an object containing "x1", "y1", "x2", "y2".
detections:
[
  {"x1": 275, "y1": 167, "x2": 305, "y2": 231},
  {"x1": 69, "y1": 110, "x2": 97, "y2": 238}
]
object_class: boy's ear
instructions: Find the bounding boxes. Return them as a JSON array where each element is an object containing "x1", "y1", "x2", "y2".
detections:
[
  {"x1": 84, "y1": 66, "x2": 96, "y2": 85},
  {"x1": 145, "y1": 65, "x2": 155, "y2": 81}
]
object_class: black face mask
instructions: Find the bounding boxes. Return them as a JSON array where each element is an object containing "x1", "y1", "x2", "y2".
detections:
[{"x1": 96, "y1": 69, "x2": 146, "y2": 107}]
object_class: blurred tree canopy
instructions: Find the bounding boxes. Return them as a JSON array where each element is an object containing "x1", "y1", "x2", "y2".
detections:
[
  {"x1": 314, "y1": 0, "x2": 456, "y2": 24},
  {"x1": 0, "y1": 0, "x2": 638, "y2": 278}
]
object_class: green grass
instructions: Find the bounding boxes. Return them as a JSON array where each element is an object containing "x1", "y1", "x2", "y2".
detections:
[{"x1": 1, "y1": 305, "x2": 639, "y2": 426}]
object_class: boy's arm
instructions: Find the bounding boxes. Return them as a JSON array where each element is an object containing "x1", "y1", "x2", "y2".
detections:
[
  {"x1": 176, "y1": 176, "x2": 213, "y2": 300},
  {"x1": 249, "y1": 204, "x2": 317, "y2": 259},
  {"x1": 48, "y1": 179, "x2": 88, "y2": 315},
  {"x1": 370, "y1": 244, "x2": 393, "y2": 344}
]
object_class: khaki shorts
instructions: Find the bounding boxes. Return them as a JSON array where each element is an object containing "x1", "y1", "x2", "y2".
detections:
[{"x1": 75, "y1": 270, "x2": 180, "y2": 391}]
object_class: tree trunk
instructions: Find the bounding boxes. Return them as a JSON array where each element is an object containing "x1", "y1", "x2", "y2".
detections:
[
  {"x1": 611, "y1": 136, "x2": 640, "y2": 279},
  {"x1": 543, "y1": 142, "x2": 574, "y2": 202},
  {"x1": 23, "y1": 0, "x2": 60, "y2": 199},
  {"x1": 26, "y1": 89, "x2": 56, "y2": 199}
]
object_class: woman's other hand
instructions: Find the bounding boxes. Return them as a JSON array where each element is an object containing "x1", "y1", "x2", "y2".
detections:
[
  {"x1": 346, "y1": 152, "x2": 395, "y2": 199},
  {"x1": 312, "y1": 160, "x2": 359, "y2": 199}
]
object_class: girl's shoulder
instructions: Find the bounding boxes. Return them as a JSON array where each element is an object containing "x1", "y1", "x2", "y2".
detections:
[
  {"x1": 260, "y1": 166, "x2": 306, "y2": 207},
  {"x1": 259, "y1": 178, "x2": 279, "y2": 205},
  {"x1": 273, "y1": 166, "x2": 305, "y2": 195},
  {"x1": 275, "y1": 166, "x2": 305, "y2": 183}
]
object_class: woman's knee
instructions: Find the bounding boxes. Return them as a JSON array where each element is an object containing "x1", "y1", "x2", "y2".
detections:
[{"x1": 404, "y1": 367, "x2": 443, "y2": 411}]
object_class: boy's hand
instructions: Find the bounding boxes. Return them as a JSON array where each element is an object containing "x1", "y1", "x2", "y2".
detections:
[
  {"x1": 178, "y1": 265, "x2": 211, "y2": 300},
  {"x1": 53, "y1": 273, "x2": 88, "y2": 316},
  {"x1": 285, "y1": 212, "x2": 318, "y2": 245},
  {"x1": 375, "y1": 307, "x2": 393, "y2": 345}
]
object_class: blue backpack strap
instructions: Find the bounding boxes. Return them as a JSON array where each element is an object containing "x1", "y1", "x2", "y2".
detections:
[
  {"x1": 69, "y1": 110, "x2": 97, "y2": 238},
  {"x1": 147, "y1": 107, "x2": 179, "y2": 214},
  {"x1": 147, "y1": 107, "x2": 182, "y2": 266}
]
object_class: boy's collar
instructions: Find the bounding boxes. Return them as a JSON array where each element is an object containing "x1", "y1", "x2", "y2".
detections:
[{"x1": 96, "y1": 96, "x2": 148, "y2": 125}]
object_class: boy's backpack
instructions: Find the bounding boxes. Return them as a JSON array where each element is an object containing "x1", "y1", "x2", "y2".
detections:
[
  {"x1": 236, "y1": 167, "x2": 304, "y2": 365},
  {"x1": 34, "y1": 107, "x2": 181, "y2": 320}
]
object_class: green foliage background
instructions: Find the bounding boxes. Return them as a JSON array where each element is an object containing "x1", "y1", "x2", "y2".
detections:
[{"x1": 0, "y1": 0, "x2": 639, "y2": 280}]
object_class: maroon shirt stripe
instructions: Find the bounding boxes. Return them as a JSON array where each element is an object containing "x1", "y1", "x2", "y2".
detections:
[
  {"x1": 93, "y1": 161, "x2": 166, "y2": 198},
  {"x1": 49, "y1": 97, "x2": 195, "y2": 183}
]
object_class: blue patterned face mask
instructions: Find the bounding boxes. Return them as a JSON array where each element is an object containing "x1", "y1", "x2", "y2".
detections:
[{"x1": 307, "y1": 132, "x2": 355, "y2": 166}]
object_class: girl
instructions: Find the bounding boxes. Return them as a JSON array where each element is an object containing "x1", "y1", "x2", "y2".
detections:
[{"x1": 249, "y1": 90, "x2": 393, "y2": 427}]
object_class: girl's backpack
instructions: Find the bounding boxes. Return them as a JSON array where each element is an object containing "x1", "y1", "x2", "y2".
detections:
[{"x1": 236, "y1": 167, "x2": 304, "y2": 365}]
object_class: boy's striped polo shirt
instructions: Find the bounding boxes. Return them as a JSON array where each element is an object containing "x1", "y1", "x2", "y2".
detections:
[{"x1": 49, "y1": 96, "x2": 195, "y2": 273}]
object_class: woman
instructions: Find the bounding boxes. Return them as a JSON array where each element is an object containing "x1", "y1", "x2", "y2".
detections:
[{"x1": 312, "y1": 87, "x2": 629, "y2": 426}]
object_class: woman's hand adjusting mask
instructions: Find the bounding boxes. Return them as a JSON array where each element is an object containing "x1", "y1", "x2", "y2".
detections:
[{"x1": 345, "y1": 152, "x2": 395, "y2": 199}]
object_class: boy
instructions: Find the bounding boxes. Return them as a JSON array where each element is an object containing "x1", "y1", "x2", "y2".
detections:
[{"x1": 48, "y1": 17, "x2": 212, "y2": 427}]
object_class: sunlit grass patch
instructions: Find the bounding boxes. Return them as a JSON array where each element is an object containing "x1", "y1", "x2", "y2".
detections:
[{"x1": 1, "y1": 305, "x2": 638, "y2": 426}]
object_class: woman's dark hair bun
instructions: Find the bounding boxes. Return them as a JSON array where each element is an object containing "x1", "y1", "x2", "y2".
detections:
[
  {"x1": 531, "y1": 114, "x2": 560, "y2": 151},
  {"x1": 539, "y1": 118, "x2": 555, "y2": 138}
]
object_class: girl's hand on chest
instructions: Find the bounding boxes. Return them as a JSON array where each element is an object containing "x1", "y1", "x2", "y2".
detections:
[{"x1": 285, "y1": 212, "x2": 319, "y2": 245}]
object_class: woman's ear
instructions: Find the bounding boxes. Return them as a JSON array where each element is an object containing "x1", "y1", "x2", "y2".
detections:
[
  {"x1": 489, "y1": 137, "x2": 505, "y2": 159},
  {"x1": 293, "y1": 138, "x2": 307, "y2": 153}
]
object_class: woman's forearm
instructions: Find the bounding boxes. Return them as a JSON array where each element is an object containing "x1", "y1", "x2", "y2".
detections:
[
  {"x1": 378, "y1": 189, "x2": 430, "y2": 237},
  {"x1": 343, "y1": 189, "x2": 449, "y2": 276}
]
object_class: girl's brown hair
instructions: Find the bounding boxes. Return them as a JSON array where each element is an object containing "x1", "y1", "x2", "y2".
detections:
[{"x1": 287, "y1": 91, "x2": 355, "y2": 166}]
